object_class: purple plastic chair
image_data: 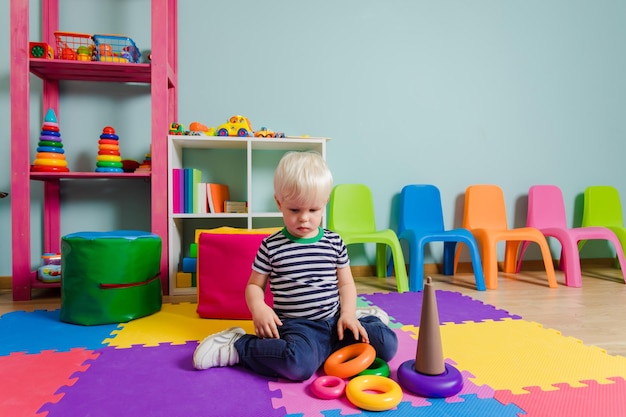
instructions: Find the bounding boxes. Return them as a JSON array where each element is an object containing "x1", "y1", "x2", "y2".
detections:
[{"x1": 516, "y1": 185, "x2": 626, "y2": 287}]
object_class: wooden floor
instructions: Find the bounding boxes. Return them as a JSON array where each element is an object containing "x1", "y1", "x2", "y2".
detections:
[{"x1": 2, "y1": 267, "x2": 626, "y2": 357}]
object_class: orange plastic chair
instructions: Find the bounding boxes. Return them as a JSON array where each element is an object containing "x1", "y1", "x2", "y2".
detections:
[
  {"x1": 581, "y1": 185, "x2": 626, "y2": 274},
  {"x1": 517, "y1": 185, "x2": 626, "y2": 287},
  {"x1": 328, "y1": 184, "x2": 409, "y2": 293},
  {"x1": 453, "y1": 184, "x2": 557, "y2": 289}
]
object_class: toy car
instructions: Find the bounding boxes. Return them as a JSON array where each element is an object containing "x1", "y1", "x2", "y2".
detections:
[
  {"x1": 216, "y1": 115, "x2": 253, "y2": 137},
  {"x1": 169, "y1": 122, "x2": 185, "y2": 135},
  {"x1": 254, "y1": 127, "x2": 276, "y2": 138}
]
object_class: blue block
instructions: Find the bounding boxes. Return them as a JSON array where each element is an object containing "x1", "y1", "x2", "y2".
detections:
[{"x1": 182, "y1": 257, "x2": 197, "y2": 273}]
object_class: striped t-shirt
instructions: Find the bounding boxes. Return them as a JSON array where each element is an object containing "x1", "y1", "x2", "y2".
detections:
[{"x1": 252, "y1": 227, "x2": 349, "y2": 321}]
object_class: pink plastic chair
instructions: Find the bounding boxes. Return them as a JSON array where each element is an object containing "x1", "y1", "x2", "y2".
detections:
[{"x1": 516, "y1": 185, "x2": 626, "y2": 287}]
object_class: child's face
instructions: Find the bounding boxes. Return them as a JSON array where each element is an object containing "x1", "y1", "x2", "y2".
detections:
[{"x1": 275, "y1": 195, "x2": 327, "y2": 239}]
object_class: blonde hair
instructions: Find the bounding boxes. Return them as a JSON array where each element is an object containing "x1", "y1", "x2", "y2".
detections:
[{"x1": 274, "y1": 151, "x2": 333, "y2": 205}]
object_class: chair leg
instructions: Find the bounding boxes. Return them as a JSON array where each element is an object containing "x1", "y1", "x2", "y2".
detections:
[
  {"x1": 515, "y1": 241, "x2": 531, "y2": 273},
  {"x1": 559, "y1": 238, "x2": 582, "y2": 287},
  {"x1": 504, "y1": 241, "x2": 521, "y2": 273},
  {"x1": 537, "y1": 241, "x2": 558, "y2": 288},
  {"x1": 482, "y1": 242, "x2": 499, "y2": 290},
  {"x1": 409, "y1": 243, "x2": 425, "y2": 292},
  {"x1": 375, "y1": 243, "x2": 387, "y2": 278},
  {"x1": 442, "y1": 242, "x2": 456, "y2": 276},
  {"x1": 388, "y1": 243, "x2": 409, "y2": 293},
  {"x1": 464, "y1": 239, "x2": 486, "y2": 291},
  {"x1": 453, "y1": 242, "x2": 465, "y2": 275}
]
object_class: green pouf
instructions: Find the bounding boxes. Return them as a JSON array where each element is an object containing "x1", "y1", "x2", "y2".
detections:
[{"x1": 60, "y1": 230, "x2": 162, "y2": 325}]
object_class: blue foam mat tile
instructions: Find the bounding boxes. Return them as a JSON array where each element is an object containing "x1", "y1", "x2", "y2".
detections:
[
  {"x1": 0, "y1": 309, "x2": 120, "y2": 355},
  {"x1": 316, "y1": 394, "x2": 525, "y2": 416}
]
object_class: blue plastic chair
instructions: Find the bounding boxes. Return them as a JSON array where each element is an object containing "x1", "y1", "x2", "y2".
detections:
[{"x1": 388, "y1": 185, "x2": 486, "y2": 291}]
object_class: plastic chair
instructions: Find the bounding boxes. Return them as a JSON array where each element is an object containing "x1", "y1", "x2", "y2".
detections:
[
  {"x1": 387, "y1": 185, "x2": 486, "y2": 291},
  {"x1": 453, "y1": 184, "x2": 557, "y2": 289},
  {"x1": 328, "y1": 184, "x2": 409, "y2": 293},
  {"x1": 581, "y1": 185, "x2": 626, "y2": 276},
  {"x1": 517, "y1": 185, "x2": 626, "y2": 287}
]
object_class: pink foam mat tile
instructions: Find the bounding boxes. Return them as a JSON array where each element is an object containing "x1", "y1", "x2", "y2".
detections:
[
  {"x1": 495, "y1": 376, "x2": 626, "y2": 417},
  {"x1": 0, "y1": 348, "x2": 98, "y2": 417}
]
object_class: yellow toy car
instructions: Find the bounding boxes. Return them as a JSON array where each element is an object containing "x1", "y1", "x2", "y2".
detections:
[{"x1": 216, "y1": 115, "x2": 253, "y2": 137}]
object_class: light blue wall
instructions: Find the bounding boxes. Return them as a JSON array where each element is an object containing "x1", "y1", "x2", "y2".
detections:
[{"x1": 3, "y1": 0, "x2": 626, "y2": 274}]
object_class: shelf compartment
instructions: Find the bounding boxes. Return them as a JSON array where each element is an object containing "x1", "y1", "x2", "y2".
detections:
[{"x1": 30, "y1": 59, "x2": 152, "y2": 83}]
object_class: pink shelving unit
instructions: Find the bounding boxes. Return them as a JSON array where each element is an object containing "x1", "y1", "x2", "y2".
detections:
[{"x1": 9, "y1": 0, "x2": 178, "y2": 300}]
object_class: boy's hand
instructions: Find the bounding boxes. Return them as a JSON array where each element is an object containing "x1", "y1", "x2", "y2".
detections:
[
  {"x1": 337, "y1": 314, "x2": 369, "y2": 344},
  {"x1": 251, "y1": 303, "x2": 283, "y2": 339}
]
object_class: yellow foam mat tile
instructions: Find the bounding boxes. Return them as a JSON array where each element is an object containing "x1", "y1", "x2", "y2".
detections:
[
  {"x1": 402, "y1": 319, "x2": 626, "y2": 394},
  {"x1": 104, "y1": 302, "x2": 255, "y2": 348}
]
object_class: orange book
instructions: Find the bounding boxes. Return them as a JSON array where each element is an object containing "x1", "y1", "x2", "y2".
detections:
[{"x1": 207, "y1": 183, "x2": 230, "y2": 213}]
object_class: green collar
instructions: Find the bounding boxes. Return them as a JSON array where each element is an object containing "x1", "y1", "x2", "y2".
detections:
[{"x1": 281, "y1": 227, "x2": 324, "y2": 244}]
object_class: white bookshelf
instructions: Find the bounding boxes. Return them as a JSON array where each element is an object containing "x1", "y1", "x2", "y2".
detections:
[{"x1": 167, "y1": 135, "x2": 329, "y2": 295}]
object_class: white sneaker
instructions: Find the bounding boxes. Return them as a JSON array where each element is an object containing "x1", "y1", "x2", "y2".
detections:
[
  {"x1": 356, "y1": 306, "x2": 390, "y2": 325},
  {"x1": 193, "y1": 327, "x2": 245, "y2": 370}
]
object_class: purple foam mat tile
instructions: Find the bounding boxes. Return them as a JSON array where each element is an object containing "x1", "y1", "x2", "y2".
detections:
[
  {"x1": 38, "y1": 342, "x2": 285, "y2": 417},
  {"x1": 361, "y1": 290, "x2": 521, "y2": 326}
]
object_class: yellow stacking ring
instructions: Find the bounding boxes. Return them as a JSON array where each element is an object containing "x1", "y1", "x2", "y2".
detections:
[
  {"x1": 34, "y1": 158, "x2": 68, "y2": 167},
  {"x1": 346, "y1": 375, "x2": 403, "y2": 412},
  {"x1": 96, "y1": 154, "x2": 122, "y2": 162}
]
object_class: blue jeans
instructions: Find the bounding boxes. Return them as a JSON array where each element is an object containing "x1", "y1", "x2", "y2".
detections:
[{"x1": 233, "y1": 316, "x2": 398, "y2": 381}]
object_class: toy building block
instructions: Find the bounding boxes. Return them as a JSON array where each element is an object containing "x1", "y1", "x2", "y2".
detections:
[{"x1": 29, "y1": 42, "x2": 54, "y2": 59}]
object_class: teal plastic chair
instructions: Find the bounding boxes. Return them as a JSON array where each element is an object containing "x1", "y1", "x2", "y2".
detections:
[
  {"x1": 581, "y1": 185, "x2": 626, "y2": 273},
  {"x1": 328, "y1": 184, "x2": 409, "y2": 293},
  {"x1": 388, "y1": 185, "x2": 486, "y2": 291}
]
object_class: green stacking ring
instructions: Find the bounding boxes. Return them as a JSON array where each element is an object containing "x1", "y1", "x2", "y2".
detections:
[
  {"x1": 358, "y1": 357, "x2": 390, "y2": 377},
  {"x1": 96, "y1": 161, "x2": 124, "y2": 168},
  {"x1": 38, "y1": 140, "x2": 63, "y2": 148}
]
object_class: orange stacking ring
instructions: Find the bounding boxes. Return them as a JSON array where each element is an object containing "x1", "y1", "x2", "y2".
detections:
[
  {"x1": 36, "y1": 152, "x2": 66, "y2": 160},
  {"x1": 323, "y1": 343, "x2": 376, "y2": 379},
  {"x1": 34, "y1": 158, "x2": 68, "y2": 167},
  {"x1": 99, "y1": 144, "x2": 120, "y2": 151}
]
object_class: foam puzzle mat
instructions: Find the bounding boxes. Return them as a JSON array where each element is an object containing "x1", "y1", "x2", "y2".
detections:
[{"x1": 1, "y1": 290, "x2": 625, "y2": 416}]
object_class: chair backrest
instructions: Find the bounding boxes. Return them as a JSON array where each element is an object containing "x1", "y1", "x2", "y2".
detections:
[
  {"x1": 398, "y1": 184, "x2": 445, "y2": 235},
  {"x1": 462, "y1": 184, "x2": 508, "y2": 230},
  {"x1": 328, "y1": 184, "x2": 377, "y2": 233},
  {"x1": 582, "y1": 185, "x2": 624, "y2": 228},
  {"x1": 526, "y1": 185, "x2": 568, "y2": 229}
]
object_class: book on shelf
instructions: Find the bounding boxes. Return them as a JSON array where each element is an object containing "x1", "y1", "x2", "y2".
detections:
[
  {"x1": 191, "y1": 169, "x2": 202, "y2": 213},
  {"x1": 196, "y1": 182, "x2": 208, "y2": 214},
  {"x1": 224, "y1": 200, "x2": 248, "y2": 213},
  {"x1": 172, "y1": 168, "x2": 182, "y2": 213},
  {"x1": 207, "y1": 183, "x2": 230, "y2": 213}
]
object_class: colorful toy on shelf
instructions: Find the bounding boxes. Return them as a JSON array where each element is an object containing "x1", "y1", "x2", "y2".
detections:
[
  {"x1": 53, "y1": 31, "x2": 94, "y2": 61},
  {"x1": 169, "y1": 122, "x2": 185, "y2": 135},
  {"x1": 95, "y1": 126, "x2": 124, "y2": 173},
  {"x1": 216, "y1": 115, "x2": 253, "y2": 137},
  {"x1": 37, "y1": 252, "x2": 61, "y2": 283},
  {"x1": 397, "y1": 276, "x2": 464, "y2": 398},
  {"x1": 135, "y1": 148, "x2": 152, "y2": 173},
  {"x1": 31, "y1": 108, "x2": 69, "y2": 173},
  {"x1": 189, "y1": 121, "x2": 216, "y2": 136},
  {"x1": 93, "y1": 34, "x2": 141, "y2": 63},
  {"x1": 29, "y1": 42, "x2": 54, "y2": 59},
  {"x1": 254, "y1": 126, "x2": 276, "y2": 138}
]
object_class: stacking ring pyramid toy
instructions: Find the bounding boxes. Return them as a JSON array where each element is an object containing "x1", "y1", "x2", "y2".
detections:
[
  {"x1": 96, "y1": 126, "x2": 124, "y2": 173},
  {"x1": 397, "y1": 276, "x2": 464, "y2": 398},
  {"x1": 31, "y1": 109, "x2": 69, "y2": 173}
]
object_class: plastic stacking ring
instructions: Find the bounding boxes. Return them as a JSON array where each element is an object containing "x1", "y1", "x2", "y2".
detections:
[
  {"x1": 40, "y1": 130, "x2": 61, "y2": 137},
  {"x1": 99, "y1": 133, "x2": 119, "y2": 140},
  {"x1": 31, "y1": 165, "x2": 70, "y2": 173},
  {"x1": 99, "y1": 144, "x2": 120, "y2": 151},
  {"x1": 96, "y1": 155, "x2": 122, "y2": 162},
  {"x1": 358, "y1": 357, "x2": 390, "y2": 377},
  {"x1": 37, "y1": 146, "x2": 64, "y2": 154},
  {"x1": 36, "y1": 152, "x2": 66, "y2": 160},
  {"x1": 39, "y1": 135, "x2": 62, "y2": 142},
  {"x1": 34, "y1": 158, "x2": 68, "y2": 167},
  {"x1": 98, "y1": 139, "x2": 120, "y2": 145},
  {"x1": 323, "y1": 343, "x2": 376, "y2": 379},
  {"x1": 98, "y1": 149, "x2": 121, "y2": 156},
  {"x1": 95, "y1": 167, "x2": 124, "y2": 173},
  {"x1": 310, "y1": 376, "x2": 346, "y2": 400},
  {"x1": 38, "y1": 140, "x2": 63, "y2": 148},
  {"x1": 345, "y1": 375, "x2": 403, "y2": 412},
  {"x1": 397, "y1": 360, "x2": 464, "y2": 398},
  {"x1": 96, "y1": 161, "x2": 123, "y2": 168},
  {"x1": 42, "y1": 123, "x2": 59, "y2": 131},
  {"x1": 42, "y1": 121, "x2": 59, "y2": 128}
]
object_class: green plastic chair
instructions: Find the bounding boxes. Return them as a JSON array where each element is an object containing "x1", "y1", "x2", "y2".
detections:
[
  {"x1": 581, "y1": 185, "x2": 626, "y2": 264},
  {"x1": 328, "y1": 184, "x2": 409, "y2": 293}
]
